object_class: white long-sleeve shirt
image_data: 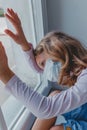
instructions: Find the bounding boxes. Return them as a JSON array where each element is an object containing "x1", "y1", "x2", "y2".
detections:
[
  {"x1": 23, "y1": 45, "x2": 43, "y2": 73},
  {"x1": 6, "y1": 68, "x2": 87, "y2": 119}
]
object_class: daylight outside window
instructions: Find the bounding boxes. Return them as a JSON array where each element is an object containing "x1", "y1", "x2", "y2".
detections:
[
  {"x1": 0, "y1": 7, "x2": 25, "y2": 130},
  {"x1": 0, "y1": 0, "x2": 47, "y2": 128},
  {"x1": 0, "y1": 6, "x2": 39, "y2": 130}
]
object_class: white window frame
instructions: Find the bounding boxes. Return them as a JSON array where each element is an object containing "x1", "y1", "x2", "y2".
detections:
[
  {"x1": 0, "y1": 107, "x2": 7, "y2": 130},
  {"x1": 31, "y1": 0, "x2": 48, "y2": 43}
]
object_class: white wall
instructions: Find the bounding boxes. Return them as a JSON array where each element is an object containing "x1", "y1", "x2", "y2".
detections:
[{"x1": 46, "y1": 0, "x2": 87, "y2": 46}]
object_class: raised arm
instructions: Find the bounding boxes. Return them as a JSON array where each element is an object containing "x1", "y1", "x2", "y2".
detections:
[
  {"x1": 4, "y1": 8, "x2": 31, "y2": 51},
  {"x1": 4, "y1": 8, "x2": 42, "y2": 73}
]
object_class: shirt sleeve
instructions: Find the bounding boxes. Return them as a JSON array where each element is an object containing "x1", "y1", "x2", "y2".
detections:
[
  {"x1": 5, "y1": 69, "x2": 87, "y2": 119},
  {"x1": 23, "y1": 44, "x2": 43, "y2": 73}
]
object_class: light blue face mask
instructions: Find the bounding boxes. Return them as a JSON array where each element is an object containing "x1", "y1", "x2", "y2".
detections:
[{"x1": 43, "y1": 59, "x2": 61, "y2": 82}]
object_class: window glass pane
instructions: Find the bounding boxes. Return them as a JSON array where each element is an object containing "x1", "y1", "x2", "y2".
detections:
[
  {"x1": 0, "y1": 8, "x2": 16, "y2": 103},
  {"x1": 0, "y1": 17, "x2": 7, "y2": 34},
  {"x1": 1, "y1": 96, "x2": 25, "y2": 129},
  {"x1": 0, "y1": 0, "x2": 39, "y2": 130},
  {"x1": 0, "y1": 5, "x2": 39, "y2": 129},
  {"x1": 0, "y1": 13, "x2": 22, "y2": 129}
]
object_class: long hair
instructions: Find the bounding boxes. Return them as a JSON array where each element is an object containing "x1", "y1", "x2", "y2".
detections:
[{"x1": 34, "y1": 31, "x2": 87, "y2": 87}]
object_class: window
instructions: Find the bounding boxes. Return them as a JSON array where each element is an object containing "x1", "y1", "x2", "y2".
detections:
[
  {"x1": 0, "y1": 7, "x2": 25, "y2": 130},
  {"x1": 0, "y1": 0, "x2": 48, "y2": 129},
  {"x1": 0, "y1": 5, "x2": 39, "y2": 130},
  {"x1": 0, "y1": 7, "x2": 15, "y2": 107}
]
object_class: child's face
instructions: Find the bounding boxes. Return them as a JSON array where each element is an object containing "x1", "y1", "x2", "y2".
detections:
[
  {"x1": 36, "y1": 52, "x2": 49, "y2": 70},
  {"x1": 36, "y1": 52, "x2": 58, "y2": 70}
]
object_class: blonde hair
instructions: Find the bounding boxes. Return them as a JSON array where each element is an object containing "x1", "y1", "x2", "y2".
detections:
[{"x1": 34, "y1": 31, "x2": 87, "y2": 87}]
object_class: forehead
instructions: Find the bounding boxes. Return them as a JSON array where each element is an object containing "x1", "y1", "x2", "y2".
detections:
[
  {"x1": 45, "y1": 53, "x2": 59, "y2": 62},
  {"x1": 39, "y1": 51, "x2": 59, "y2": 62}
]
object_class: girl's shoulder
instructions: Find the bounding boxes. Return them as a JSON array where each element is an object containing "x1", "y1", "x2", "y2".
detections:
[
  {"x1": 77, "y1": 68, "x2": 87, "y2": 80},
  {"x1": 81, "y1": 68, "x2": 87, "y2": 75}
]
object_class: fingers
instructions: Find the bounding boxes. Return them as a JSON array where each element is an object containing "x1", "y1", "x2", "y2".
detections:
[
  {"x1": 7, "y1": 8, "x2": 17, "y2": 18},
  {"x1": 10, "y1": 9, "x2": 21, "y2": 24},
  {"x1": 4, "y1": 29, "x2": 17, "y2": 41},
  {"x1": 5, "y1": 13, "x2": 16, "y2": 25},
  {"x1": 0, "y1": 41, "x2": 7, "y2": 63},
  {"x1": 0, "y1": 41, "x2": 5, "y2": 54},
  {"x1": 5, "y1": 8, "x2": 21, "y2": 25},
  {"x1": 5, "y1": 8, "x2": 22, "y2": 33},
  {"x1": 0, "y1": 41, "x2": 3, "y2": 48}
]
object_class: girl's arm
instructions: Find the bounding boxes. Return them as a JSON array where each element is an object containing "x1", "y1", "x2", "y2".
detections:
[
  {"x1": 0, "y1": 42, "x2": 87, "y2": 119},
  {"x1": 5, "y1": 68, "x2": 87, "y2": 119},
  {"x1": 23, "y1": 47, "x2": 43, "y2": 73},
  {"x1": 4, "y1": 8, "x2": 31, "y2": 51},
  {"x1": 0, "y1": 42, "x2": 14, "y2": 84},
  {"x1": 5, "y1": 8, "x2": 42, "y2": 73}
]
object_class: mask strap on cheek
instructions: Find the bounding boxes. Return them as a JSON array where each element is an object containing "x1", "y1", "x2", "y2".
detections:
[
  {"x1": 51, "y1": 62, "x2": 61, "y2": 82},
  {"x1": 43, "y1": 59, "x2": 61, "y2": 82}
]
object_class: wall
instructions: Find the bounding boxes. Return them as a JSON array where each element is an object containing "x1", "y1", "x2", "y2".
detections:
[{"x1": 46, "y1": 0, "x2": 87, "y2": 46}]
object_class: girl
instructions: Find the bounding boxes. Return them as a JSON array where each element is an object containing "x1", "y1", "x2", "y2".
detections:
[{"x1": 1, "y1": 8, "x2": 87, "y2": 130}]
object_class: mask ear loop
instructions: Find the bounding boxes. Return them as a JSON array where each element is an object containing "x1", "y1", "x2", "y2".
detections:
[
  {"x1": 42, "y1": 59, "x2": 61, "y2": 82},
  {"x1": 42, "y1": 59, "x2": 53, "y2": 81},
  {"x1": 51, "y1": 62, "x2": 60, "y2": 82}
]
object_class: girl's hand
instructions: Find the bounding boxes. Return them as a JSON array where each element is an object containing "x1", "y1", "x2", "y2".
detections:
[
  {"x1": 0, "y1": 42, "x2": 14, "y2": 84},
  {"x1": 4, "y1": 8, "x2": 30, "y2": 51},
  {"x1": 0, "y1": 42, "x2": 8, "y2": 73},
  {"x1": 49, "y1": 90, "x2": 61, "y2": 97}
]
